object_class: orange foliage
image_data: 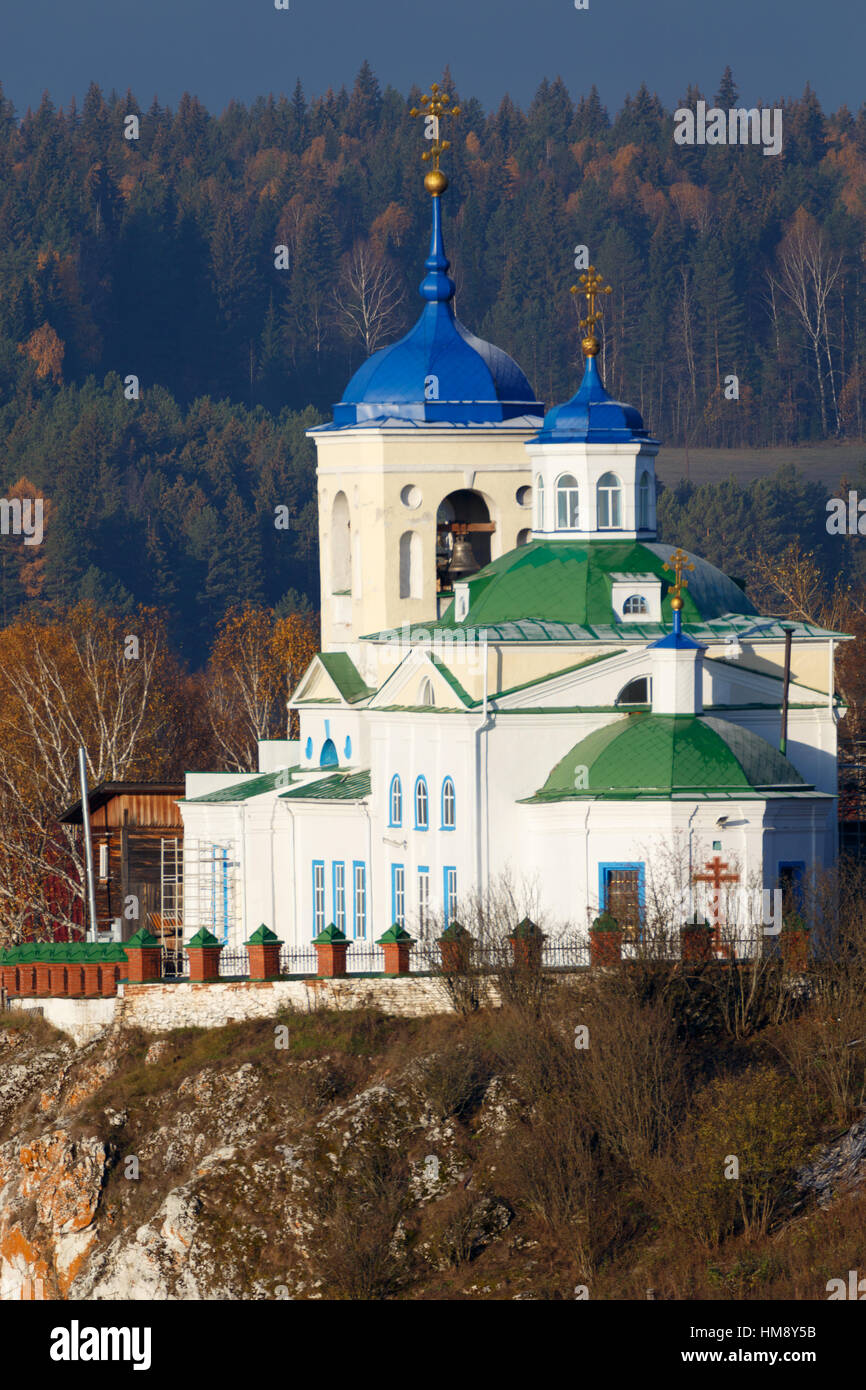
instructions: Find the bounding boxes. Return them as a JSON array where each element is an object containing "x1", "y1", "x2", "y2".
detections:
[
  {"x1": 370, "y1": 202, "x2": 412, "y2": 252},
  {"x1": 19, "y1": 323, "x2": 64, "y2": 384}
]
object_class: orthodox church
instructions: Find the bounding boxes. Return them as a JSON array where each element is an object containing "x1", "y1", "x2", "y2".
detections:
[{"x1": 178, "y1": 91, "x2": 845, "y2": 951}]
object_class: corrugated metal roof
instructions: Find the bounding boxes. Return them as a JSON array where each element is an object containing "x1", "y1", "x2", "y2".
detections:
[
  {"x1": 280, "y1": 771, "x2": 372, "y2": 802},
  {"x1": 185, "y1": 768, "x2": 300, "y2": 804}
]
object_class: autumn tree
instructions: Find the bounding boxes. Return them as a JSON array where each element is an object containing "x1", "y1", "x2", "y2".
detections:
[
  {"x1": 205, "y1": 603, "x2": 319, "y2": 771},
  {"x1": 0, "y1": 603, "x2": 190, "y2": 941}
]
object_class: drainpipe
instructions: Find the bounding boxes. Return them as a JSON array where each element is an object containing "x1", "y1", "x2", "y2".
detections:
[
  {"x1": 474, "y1": 631, "x2": 492, "y2": 899},
  {"x1": 779, "y1": 625, "x2": 793, "y2": 755}
]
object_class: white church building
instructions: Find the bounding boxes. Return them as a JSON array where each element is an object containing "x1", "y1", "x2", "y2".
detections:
[{"x1": 178, "y1": 162, "x2": 846, "y2": 954}]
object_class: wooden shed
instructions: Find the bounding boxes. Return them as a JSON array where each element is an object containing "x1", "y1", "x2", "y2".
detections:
[{"x1": 58, "y1": 783, "x2": 185, "y2": 949}]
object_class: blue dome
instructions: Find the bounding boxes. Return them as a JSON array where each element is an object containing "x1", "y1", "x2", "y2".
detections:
[
  {"x1": 330, "y1": 197, "x2": 543, "y2": 428},
  {"x1": 534, "y1": 355, "x2": 654, "y2": 444}
]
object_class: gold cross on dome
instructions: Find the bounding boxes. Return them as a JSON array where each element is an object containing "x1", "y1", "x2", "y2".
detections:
[
  {"x1": 663, "y1": 547, "x2": 695, "y2": 606},
  {"x1": 409, "y1": 82, "x2": 460, "y2": 179},
  {"x1": 570, "y1": 265, "x2": 612, "y2": 340}
]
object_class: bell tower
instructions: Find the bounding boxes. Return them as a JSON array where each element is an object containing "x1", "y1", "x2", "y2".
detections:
[
  {"x1": 308, "y1": 82, "x2": 544, "y2": 653},
  {"x1": 525, "y1": 266, "x2": 659, "y2": 543}
]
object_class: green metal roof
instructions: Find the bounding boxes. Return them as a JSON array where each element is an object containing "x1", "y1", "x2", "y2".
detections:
[
  {"x1": 317, "y1": 652, "x2": 374, "y2": 704},
  {"x1": 441, "y1": 540, "x2": 756, "y2": 628},
  {"x1": 362, "y1": 540, "x2": 846, "y2": 645},
  {"x1": 527, "y1": 713, "x2": 814, "y2": 802},
  {"x1": 185, "y1": 767, "x2": 301, "y2": 804},
  {"x1": 280, "y1": 770, "x2": 371, "y2": 802}
]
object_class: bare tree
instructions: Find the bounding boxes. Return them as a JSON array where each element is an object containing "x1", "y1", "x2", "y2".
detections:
[{"x1": 333, "y1": 242, "x2": 405, "y2": 356}]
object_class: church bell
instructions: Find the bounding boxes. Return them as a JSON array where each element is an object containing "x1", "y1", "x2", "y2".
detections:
[{"x1": 449, "y1": 532, "x2": 480, "y2": 581}]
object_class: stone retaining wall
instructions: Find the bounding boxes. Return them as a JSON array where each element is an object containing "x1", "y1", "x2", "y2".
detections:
[{"x1": 10, "y1": 974, "x2": 453, "y2": 1045}]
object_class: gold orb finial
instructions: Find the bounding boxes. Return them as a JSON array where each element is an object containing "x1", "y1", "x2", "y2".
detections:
[
  {"x1": 571, "y1": 265, "x2": 613, "y2": 357},
  {"x1": 424, "y1": 168, "x2": 448, "y2": 196},
  {"x1": 410, "y1": 82, "x2": 460, "y2": 195}
]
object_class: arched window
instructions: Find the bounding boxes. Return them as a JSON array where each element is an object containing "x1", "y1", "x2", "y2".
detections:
[
  {"x1": 638, "y1": 470, "x2": 651, "y2": 530},
  {"x1": 516, "y1": 528, "x2": 531, "y2": 547},
  {"x1": 330, "y1": 492, "x2": 351, "y2": 594},
  {"x1": 419, "y1": 678, "x2": 435, "y2": 708},
  {"x1": 442, "y1": 778, "x2": 456, "y2": 829},
  {"x1": 623, "y1": 594, "x2": 649, "y2": 615},
  {"x1": 389, "y1": 775, "x2": 402, "y2": 827},
  {"x1": 536, "y1": 475, "x2": 545, "y2": 530},
  {"x1": 415, "y1": 777, "x2": 429, "y2": 830},
  {"x1": 399, "y1": 530, "x2": 423, "y2": 600},
  {"x1": 597, "y1": 472, "x2": 622, "y2": 529},
  {"x1": 556, "y1": 474, "x2": 580, "y2": 529},
  {"x1": 616, "y1": 677, "x2": 650, "y2": 704},
  {"x1": 320, "y1": 738, "x2": 338, "y2": 768}
]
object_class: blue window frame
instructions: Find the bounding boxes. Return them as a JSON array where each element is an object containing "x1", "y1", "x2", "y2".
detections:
[
  {"x1": 778, "y1": 861, "x2": 806, "y2": 912},
  {"x1": 441, "y1": 777, "x2": 456, "y2": 829},
  {"x1": 333, "y1": 861, "x2": 346, "y2": 933},
  {"x1": 353, "y1": 861, "x2": 367, "y2": 939},
  {"x1": 414, "y1": 776, "x2": 429, "y2": 830},
  {"x1": 391, "y1": 864, "x2": 406, "y2": 926},
  {"x1": 598, "y1": 862, "x2": 645, "y2": 931},
  {"x1": 389, "y1": 775, "x2": 402, "y2": 827},
  {"x1": 443, "y1": 866, "x2": 457, "y2": 924},
  {"x1": 312, "y1": 860, "x2": 326, "y2": 934},
  {"x1": 418, "y1": 865, "x2": 430, "y2": 932}
]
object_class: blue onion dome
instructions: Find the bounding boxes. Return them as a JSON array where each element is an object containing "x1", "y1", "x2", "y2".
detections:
[
  {"x1": 534, "y1": 354, "x2": 654, "y2": 444},
  {"x1": 331, "y1": 196, "x2": 543, "y2": 427}
]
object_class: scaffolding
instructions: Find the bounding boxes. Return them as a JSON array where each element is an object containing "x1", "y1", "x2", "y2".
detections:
[
  {"x1": 157, "y1": 836, "x2": 184, "y2": 970},
  {"x1": 181, "y1": 836, "x2": 240, "y2": 949}
]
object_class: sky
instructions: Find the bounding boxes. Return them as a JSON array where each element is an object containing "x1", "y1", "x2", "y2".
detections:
[{"x1": 1, "y1": 0, "x2": 863, "y2": 119}]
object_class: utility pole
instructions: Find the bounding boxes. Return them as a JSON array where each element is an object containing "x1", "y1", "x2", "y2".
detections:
[{"x1": 78, "y1": 747, "x2": 99, "y2": 943}]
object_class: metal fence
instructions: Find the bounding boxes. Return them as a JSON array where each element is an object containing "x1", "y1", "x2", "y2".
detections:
[{"x1": 157, "y1": 931, "x2": 774, "y2": 983}]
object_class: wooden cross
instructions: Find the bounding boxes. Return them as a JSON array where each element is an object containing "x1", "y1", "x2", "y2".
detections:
[{"x1": 692, "y1": 856, "x2": 740, "y2": 950}]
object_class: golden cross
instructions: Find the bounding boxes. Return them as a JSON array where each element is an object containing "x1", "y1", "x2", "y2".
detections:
[
  {"x1": 570, "y1": 265, "x2": 612, "y2": 342},
  {"x1": 663, "y1": 547, "x2": 695, "y2": 608},
  {"x1": 409, "y1": 82, "x2": 460, "y2": 182}
]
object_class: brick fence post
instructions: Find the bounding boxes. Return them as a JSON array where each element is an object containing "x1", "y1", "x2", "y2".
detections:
[
  {"x1": 186, "y1": 928, "x2": 224, "y2": 982},
  {"x1": 313, "y1": 923, "x2": 350, "y2": 978},
  {"x1": 246, "y1": 924, "x2": 283, "y2": 980},
  {"x1": 124, "y1": 928, "x2": 163, "y2": 983},
  {"x1": 377, "y1": 923, "x2": 414, "y2": 975}
]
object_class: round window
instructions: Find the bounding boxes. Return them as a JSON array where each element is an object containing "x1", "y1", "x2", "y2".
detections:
[
  {"x1": 516, "y1": 485, "x2": 532, "y2": 508},
  {"x1": 401, "y1": 484, "x2": 422, "y2": 509}
]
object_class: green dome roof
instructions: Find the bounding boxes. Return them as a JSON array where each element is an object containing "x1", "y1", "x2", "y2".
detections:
[
  {"x1": 444, "y1": 540, "x2": 755, "y2": 630},
  {"x1": 530, "y1": 714, "x2": 811, "y2": 801}
]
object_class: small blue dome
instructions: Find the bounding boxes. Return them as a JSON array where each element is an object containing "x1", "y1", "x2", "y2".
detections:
[
  {"x1": 535, "y1": 355, "x2": 654, "y2": 444},
  {"x1": 330, "y1": 197, "x2": 543, "y2": 428}
]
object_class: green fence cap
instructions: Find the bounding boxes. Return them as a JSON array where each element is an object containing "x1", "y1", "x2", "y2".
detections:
[
  {"x1": 377, "y1": 923, "x2": 414, "y2": 945},
  {"x1": 590, "y1": 912, "x2": 620, "y2": 933},
  {"x1": 313, "y1": 922, "x2": 349, "y2": 945},
  {"x1": 186, "y1": 928, "x2": 223, "y2": 949},
  {"x1": 125, "y1": 927, "x2": 161, "y2": 949},
  {"x1": 511, "y1": 917, "x2": 544, "y2": 940},
  {"x1": 247, "y1": 924, "x2": 282, "y2": 946},
  {"x1": 439, "y1": 920, "x2": 471, "y2": 942}
]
